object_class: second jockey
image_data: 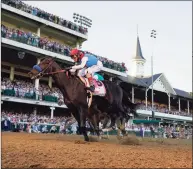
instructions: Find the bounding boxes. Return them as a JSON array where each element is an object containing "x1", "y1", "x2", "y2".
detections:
[{"x1": 69, "y1": 49, "x2": 103, "y2": 92}]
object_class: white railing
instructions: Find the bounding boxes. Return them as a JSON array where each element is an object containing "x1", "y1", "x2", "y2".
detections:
[
  {"x1": 136, "y1": 109, "x2": 192, "y2": 122},
  {"x1": 1, "y1": 95, "x2": 67, "y2": 108}
]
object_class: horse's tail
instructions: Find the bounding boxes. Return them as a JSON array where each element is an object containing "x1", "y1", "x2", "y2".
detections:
[{"x1": 121, "y1": 89, "x2": 139, "y2": 117}]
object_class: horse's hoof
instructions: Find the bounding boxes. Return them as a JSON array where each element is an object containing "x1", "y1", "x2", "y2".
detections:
[{"x1": 85, "y1": 137, "x2": 90, "y2": 142}]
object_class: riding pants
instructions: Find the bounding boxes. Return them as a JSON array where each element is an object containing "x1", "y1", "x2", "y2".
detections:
[{"x1": 77, "y1": 60, "x2": 103, "y2": 77}]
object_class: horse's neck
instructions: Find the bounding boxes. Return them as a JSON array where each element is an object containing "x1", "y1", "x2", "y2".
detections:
[
  {"x1": 51, "y1": 63, "x2": 85, "y2": 103},
  {"x1": 51, "y1": 66, "x2": 71, "y2": 100}
]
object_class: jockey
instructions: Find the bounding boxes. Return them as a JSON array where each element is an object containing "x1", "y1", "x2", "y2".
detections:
[{"x1": 69, "y1": 48, "x2": 103, "y2": 92}]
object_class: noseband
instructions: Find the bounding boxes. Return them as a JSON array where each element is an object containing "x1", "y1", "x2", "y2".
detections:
[{"x1": 33, "y1": 58, "x2": 55, "y2": 78}]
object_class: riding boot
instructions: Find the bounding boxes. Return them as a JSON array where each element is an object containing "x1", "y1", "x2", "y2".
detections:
[{"x1": 86, "y1": 77, "x2": 95, "y2": 92}]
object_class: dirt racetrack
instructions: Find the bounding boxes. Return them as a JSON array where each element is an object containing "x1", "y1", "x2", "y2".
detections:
[{"x1": 2, "y1": 132, "x2": 192, "y2": 168}]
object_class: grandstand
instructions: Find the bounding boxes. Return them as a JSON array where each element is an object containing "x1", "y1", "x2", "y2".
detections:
[{"x1": 1, "y1": 0, "x2": 192, "y2": 132}]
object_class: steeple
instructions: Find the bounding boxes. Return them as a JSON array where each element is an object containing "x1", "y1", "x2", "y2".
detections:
[
  {"x1": 131, "y1": 28, "x2": 146, "y2": 78},
  {"x1": 132, "y1": 36, "x2": 146, "y2": 60}
]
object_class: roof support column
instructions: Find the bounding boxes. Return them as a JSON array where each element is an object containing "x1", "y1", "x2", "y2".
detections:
[
  {"x1": 178, "y1": 98, "x2": 181, "y2": 112},
  {"x1": 50, "y1": 107, "x2": 55, "y2": 119},
  {"x1": 33, "y1": 107, "x2": 37, "y2": 116},
  {"x1": 132, "y1": 86, "x2": 135, "y2": 103},
  {"x1": 168, "y1": 93, "x2": 171, "y2": 111},
  {"x1": 76, "y1": 39, "x2": 80, "y2": 49},
  {"x1": 35, "y1": 58, "x2": 41, "y2": 100},
  {"x1": 37, "y1": 27, "x2": 40, "y2": 36},
  {"x1": 48, "y1": 76, "x2": 52, "y2": 88},
  {"x1": 10, "y1": 66, "x2": 15, "y2": 81},
  {"x1": 187, "y1": 100, "x2": 190, "y2": 114},
  {"x1": 145, "y1": 88, "x2": 148, "y2": 110}
]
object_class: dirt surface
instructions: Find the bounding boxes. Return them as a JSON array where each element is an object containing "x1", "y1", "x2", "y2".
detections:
[{"x1": 2, "y1": 132, "x2": 192, "y2": 168}]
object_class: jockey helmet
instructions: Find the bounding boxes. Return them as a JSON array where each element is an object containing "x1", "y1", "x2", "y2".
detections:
[
  {"x1": 70, "y1": 49, "x2": 79, "y2": 57},
  {"x1": 70, "y1": 48, "x2": 84, "y2": 60}
]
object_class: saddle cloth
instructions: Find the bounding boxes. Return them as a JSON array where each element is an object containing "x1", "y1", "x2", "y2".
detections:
[
  {"x1": 92, "y1": 79, "x2": 106, "y2": 96},
  {"x1": 83, "y1": 78, "x2": 106, "y2": 97}
]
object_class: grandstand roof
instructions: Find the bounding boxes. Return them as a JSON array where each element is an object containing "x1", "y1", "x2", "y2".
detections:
[
  {"x1": 119, "y1": 73, "x2": 192, "y2": 100},
  {"x1": 173, "y1": 88, "x2": 192, "y2": 99},
  {"x1": 132, "y1": 36, "x2": 146, "y2": 60},
  {"x1": 118, "y1": 73, "x2": 161, "y2": 88},
  {"x1": 118, "y1": 75, "x2": 148, "y2": 87},
  {"x1": 142, "y1": 73, "x2": 162, "y2": 86}
]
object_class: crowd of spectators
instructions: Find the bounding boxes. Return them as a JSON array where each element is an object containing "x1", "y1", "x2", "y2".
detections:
[
  {"x1": 135, "y1": 99, "x2": 191, "y2": 117},
  {"x1": 2, "y1": 109, "x2": 192, "y2": 139},
  {"x1": 1, "y1": 24, "x2": 128, "y2": 72},
  {"x1": 2, "y1": 77, "x2": 191, "y2": 117},
  {"x1": 2, "y1": 0, "x2": 87, "y2": 35},
  {"x1": 1, "y1": 77, "x2": 63, "y2": 102},
  {"x1": 1, "y1": 110, "x2": 79, "y2": 134},
  {"x1": 125, "y1": 123, "x2": 192, "y2": 139}
]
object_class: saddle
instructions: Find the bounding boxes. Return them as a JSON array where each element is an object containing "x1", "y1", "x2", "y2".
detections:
[
  {"x1": 83, "y1": 78, "x2": 106, "y2": 97},
  {"x1": 81, "y1": 77, "x2": 106, "y2": 108},
  {"x1": 64, "y1": 71, "x2": 106, "y2": 107}
]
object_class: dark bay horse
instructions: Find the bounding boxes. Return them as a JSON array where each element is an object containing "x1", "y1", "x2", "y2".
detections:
[{"x1": 28, "y1": 57, "x2": 137, "y2": 140}]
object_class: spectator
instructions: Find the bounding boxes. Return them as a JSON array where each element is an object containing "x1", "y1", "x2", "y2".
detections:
[
  {"x1": 59, "y1": 123, "x2": 65, "y2": 134},
  {"x1": 42, "y1": 125, "x2": 48, "y2": 133},
  {"x1": 2, "y1": 0, "x2": 88, "y2": 35},
  {"x1": 50, "y1": 125, "x2": 57, "y2": 133},
  {"x1": 1, "y1": 24, "x2": 128, "y2": 72}
]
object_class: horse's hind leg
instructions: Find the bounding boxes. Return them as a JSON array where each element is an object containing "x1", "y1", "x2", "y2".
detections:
[
  {"x1": 79, "y1": 106, "x2": 89, "y2": 142},
  {"x1": 120, "y1": 117, "x2": 128, "y2": 137},
  {"x1": 115, "y1": 117, "x2": 123, "y2": 140},
  {"x1": 102, "y1": 114, "x2": 109, "y2": 129},
  {"x1": 93, "y1": 113, "x2": 101, "y2": 139}
]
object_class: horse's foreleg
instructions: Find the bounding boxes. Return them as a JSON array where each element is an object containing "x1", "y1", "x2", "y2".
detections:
[
  {"x1": 89, "y1": 107, "x2": 101, "y2": 139},
  {"x1": 71, "y1": 111, "x2": 81, "y2": 135},
  {"x1": 79, "y1": 106, "x2": 89, "y2": 142}
]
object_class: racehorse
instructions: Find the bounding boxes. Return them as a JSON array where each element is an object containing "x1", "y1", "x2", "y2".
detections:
[{"x1": 28, "y1": 57, "x2": 137, "y2": 141}]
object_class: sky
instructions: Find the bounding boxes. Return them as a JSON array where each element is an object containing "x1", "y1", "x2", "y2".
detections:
[{"x1": 25, "y1": 1, "x2": 192, "y2": 92}]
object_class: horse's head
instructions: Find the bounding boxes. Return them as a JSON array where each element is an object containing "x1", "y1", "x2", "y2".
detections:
[{"x1": 28, "y1": 57, "x2": 54, "y2": 80}]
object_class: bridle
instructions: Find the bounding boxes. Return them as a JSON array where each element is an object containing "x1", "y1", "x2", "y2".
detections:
[{"x1": 32, "y1": 58, "x2": 70, "y2": 79}]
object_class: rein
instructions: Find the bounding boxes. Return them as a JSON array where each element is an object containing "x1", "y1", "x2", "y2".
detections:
[
  {"x1": 41, "y1": 69, "x2": 66, "y2": 76},
  {"x1": 34, "y1": 58, "x2": 71, "y2": 78}
]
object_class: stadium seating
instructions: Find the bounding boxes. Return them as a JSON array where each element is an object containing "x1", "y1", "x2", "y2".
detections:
[
  {"x1": 1, "y1": 24, "x2": 127, "y2": 72},
  {"x1": 1, "y1": 77, "x2": 63, "y2": 103},
  {"x1": 1, "y1": 0, "x2": 87, "y2": 35}
]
